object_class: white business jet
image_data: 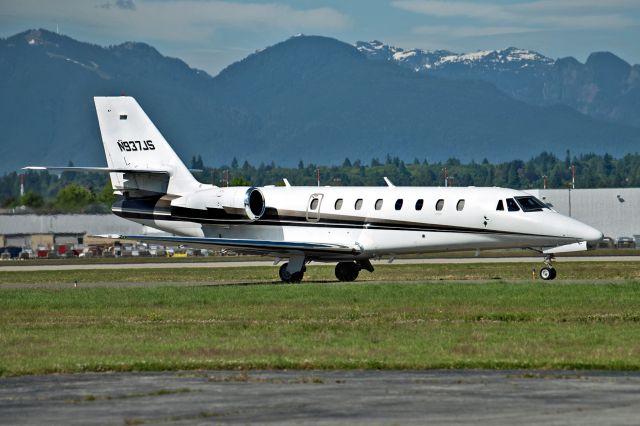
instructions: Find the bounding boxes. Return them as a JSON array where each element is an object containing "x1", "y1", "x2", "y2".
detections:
[{"x1": 26, "y1": 97, "x2": 603, "y2": 282}]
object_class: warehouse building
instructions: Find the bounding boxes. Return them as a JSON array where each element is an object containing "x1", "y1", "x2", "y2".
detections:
[{"x1": 0, "y1": 214, "x2": 145, "y2": 249}]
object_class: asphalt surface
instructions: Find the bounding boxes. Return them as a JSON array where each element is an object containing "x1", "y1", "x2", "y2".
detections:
[
  {"x1": 1, "y1": 370, "x2": 640, "y2": 425},
  {"x1": 1, "y1": 256, "x2": 639, "y2": 272}
]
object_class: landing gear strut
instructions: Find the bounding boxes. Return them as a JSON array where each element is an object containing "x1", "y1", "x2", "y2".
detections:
[{"x1": 539, "y1": 255, "x2": 557, "y2": 280}]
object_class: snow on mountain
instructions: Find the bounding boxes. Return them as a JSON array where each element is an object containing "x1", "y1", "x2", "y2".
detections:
[{"x1": 355, "y1": 41, "x2": 554, "y2": 73}]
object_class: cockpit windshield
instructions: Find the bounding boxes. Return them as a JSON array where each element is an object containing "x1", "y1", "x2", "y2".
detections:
[{"x1": 514, "y1": 196, "x2": 547, "y2": 212}]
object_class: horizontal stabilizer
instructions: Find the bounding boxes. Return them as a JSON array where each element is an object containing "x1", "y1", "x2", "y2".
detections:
[
  {"x1": 543, "y1": 241, "x2": 588, "y2": 254},
  {"x1": 93, "y1": 234, "x2": 361, "y2": 257},
  {"x1": 23, "y1": 166, "x2": 170, "y2": 174}
]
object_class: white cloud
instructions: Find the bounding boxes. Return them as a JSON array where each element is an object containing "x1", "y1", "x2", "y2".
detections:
[
  {"x1": 391, "y1": 1, "x2": 516, "y2": 21},
  {"x1": 413, "y1": 25, "x2": 537, "y2": 37},
  {"x1": 2, "y1": 0, "x2": 351, "y2": 42},
  {"x1": 391, "y1": 0, "x2": 639, "y2": 31},
  {"x1": 513, "y1": 0, "x2": 640, "y2": 13}
]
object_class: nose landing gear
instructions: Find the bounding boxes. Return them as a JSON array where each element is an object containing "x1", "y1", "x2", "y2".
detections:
[{"x1": 539, "y1": 255, "x2": 557, "y2": 280}]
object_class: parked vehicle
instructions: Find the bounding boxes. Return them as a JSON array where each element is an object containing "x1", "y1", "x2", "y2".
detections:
[
  {"x1": 616, "y1": 237, "x2": 636, "y2": 249},
  {"x1": 597, "y1": 237, "x2": 615, "y2": 249}
]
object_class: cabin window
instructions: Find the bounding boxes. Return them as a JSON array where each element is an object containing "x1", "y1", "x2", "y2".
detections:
[
  {"x1": 515, "y1": 196, "x2": 546, "y2": 212},
  {"x1": 506, "y1": 198, "x2": 520, "y2": 212},
  {"x1": 375, "y1": 199, "x2": 383, "y2": 210},
  {"x1": 456, "y1": 199, "x2": 465, "y2": 211},
  {"x1": 310, "y1": 198, "x2": 319, "y2": 210},
  {"x1": 435, "y1": 199, "x2": 444, "y2": 211},
  {"x1": 415, "y1": 199, "x2": 424, "y2": 210},
  {"x1": 395, "y1": 199, "x2": 403, "y2": 210},
  {"x1": 355, "y1": 199, "x2": 363, "y2": 210},
  {"x1": 496, "y1": 200, "x2": 504, "y2": 211},
  {"x1": 119, "y1": 114, "x2": 127, "y2": 120},
  {"x1": 334, "y1": 199, "x2": 343, "y2": 210}
]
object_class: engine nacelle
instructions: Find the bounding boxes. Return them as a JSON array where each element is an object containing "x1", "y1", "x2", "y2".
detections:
[
  {"x1": 214, "y1": 186, "x2": 265, "y2": 221},
  {"x1": 176, "y1": 186, "x2": 266, "y2": 222}
]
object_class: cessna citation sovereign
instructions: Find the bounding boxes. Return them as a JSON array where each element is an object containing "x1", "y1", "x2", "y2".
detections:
[{"x1": 26, "y1": 97, "x2": 603, "y2": 282}]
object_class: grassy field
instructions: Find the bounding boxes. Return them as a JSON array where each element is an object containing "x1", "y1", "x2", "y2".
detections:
[{"x1": 1, "y1": 262, "x2": 640, "y2": 376}]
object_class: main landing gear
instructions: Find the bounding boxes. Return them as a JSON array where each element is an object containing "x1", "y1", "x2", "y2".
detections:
[
  {"x1": 335, "y1": 260, "x2": 374, "y2": 282},
  {"x1": 278, "y1": 259, "x2": 375, "y2": 283},
  {"x1": 539, "y1": 255, "x2": 557, "y2": 280},
  {"x1": 279, "y1": 263, "x2": 306, "y2": 283}
]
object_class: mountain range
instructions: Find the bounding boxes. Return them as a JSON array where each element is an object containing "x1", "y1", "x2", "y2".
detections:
[
  {"x1": 1, "y1": 29, "x2": 639, "y2": 173},
  {"x1": 357, "y1": 40, "x2": 640, "y2": 128}
]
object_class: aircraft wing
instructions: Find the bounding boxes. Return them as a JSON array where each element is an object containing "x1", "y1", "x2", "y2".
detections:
[
  {"x1": 94, "y1": 234, "x2": 361, "y2": 257},
  {"x1": 23, "y1": 166, "x2": 170, "y2": 174}
]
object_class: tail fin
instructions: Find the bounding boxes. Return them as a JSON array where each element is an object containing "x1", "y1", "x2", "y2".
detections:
[{"x1": 94, "y1": 96, "x2": 199, "y2": 197}]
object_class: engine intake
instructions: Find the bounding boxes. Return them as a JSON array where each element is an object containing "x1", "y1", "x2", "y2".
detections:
[{"x1": 244, "y1": 187, "x2": 266, "y2": 221}]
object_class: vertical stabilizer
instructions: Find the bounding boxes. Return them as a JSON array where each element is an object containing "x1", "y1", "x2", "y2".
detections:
[{"x1": 94, "y1": 96, "x2": 199, "y2": 196}]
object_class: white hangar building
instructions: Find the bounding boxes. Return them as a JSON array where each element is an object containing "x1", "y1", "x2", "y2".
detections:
[{"x1": 0, "y1": 214, "x2": 145, "y2": 248}]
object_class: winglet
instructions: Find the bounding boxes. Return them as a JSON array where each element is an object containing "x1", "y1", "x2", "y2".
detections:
[{"x1": 283, "y1": 178, "x2": 291, "y2": 187}]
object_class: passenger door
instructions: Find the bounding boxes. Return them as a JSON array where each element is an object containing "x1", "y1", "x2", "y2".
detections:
[{"x1": 306, "y1": 193, "x2": 324, "y2": 222}]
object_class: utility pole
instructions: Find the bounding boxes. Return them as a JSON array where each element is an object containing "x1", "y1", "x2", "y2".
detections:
[
  {"x1": 542, "y1": 175, "x2": 547, "y2": 190},
  {"x1": 443, "y1": 167, "x2": 448, "y2": 187},
  {"x1": 567, "y1": 182, "x2": 572, "y2": 217},
  {"x1": 571, "y1": 165, "x2": 576, "y2": 189},
  {"x1": 316, "y1": 168, "x2": 320, "y2": 187},
  {"x1": 19, "y1": 173, "x2": 24, "y2": 198}
]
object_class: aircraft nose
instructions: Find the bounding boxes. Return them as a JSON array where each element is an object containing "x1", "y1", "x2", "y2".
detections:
[
  {"x1": 560, "y1": 215, "x2": 603, "y2": 243},
  {"x1": 579, "y1": 223, "x2": 604, "y2": 243}
]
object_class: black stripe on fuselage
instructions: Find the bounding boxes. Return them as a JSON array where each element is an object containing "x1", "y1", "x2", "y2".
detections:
[{"x1": 112, "y1": 205, "x2": 572, "y2": 240}]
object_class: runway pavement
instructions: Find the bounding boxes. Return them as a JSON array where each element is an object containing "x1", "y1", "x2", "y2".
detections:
[
  {"x1": 1, "y1": 370, "x2": 639, "y2": 425},
  {"x1": 1, "y1": 255, "x2": 639, "y2": 272}
]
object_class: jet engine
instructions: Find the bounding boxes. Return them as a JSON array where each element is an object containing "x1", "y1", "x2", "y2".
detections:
[
  {"x1": 213, "y1": 186, "x2": 266, "y2": 221},
  {"x1": 175, "y1": 186, "x2": 266, "y2": 222}
]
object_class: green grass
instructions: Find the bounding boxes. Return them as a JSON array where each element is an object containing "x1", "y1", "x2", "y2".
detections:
[
  {"x1": 2, "y1": 272, "x2": 640, "y2": 375},
  {"x1": 1, "y1": 261, "x2": 640, "y2": 285}
]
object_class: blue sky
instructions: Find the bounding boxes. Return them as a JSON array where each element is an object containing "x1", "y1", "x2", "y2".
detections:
[{"x1": 1, "y1": 0, "x2": 639, "y2": 75}]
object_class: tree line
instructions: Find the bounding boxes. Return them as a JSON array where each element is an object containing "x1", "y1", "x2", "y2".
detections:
[{"x1": 2, "y1": 151, "x2": 640, "y2": 213}]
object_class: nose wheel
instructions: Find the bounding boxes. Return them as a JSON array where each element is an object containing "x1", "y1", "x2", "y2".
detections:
[
  {"x1": 539, "y1": 266, "x2": 557, "y2": 280},
  {"x1": 539, "y1": 255, "x2": 557, "y2": 280}
]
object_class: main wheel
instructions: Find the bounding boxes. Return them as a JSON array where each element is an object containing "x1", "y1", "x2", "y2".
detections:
[
  {"x1": 540, "y1": 267, "x2": 556, "y2": 280},
  {"x1": 279, "y1": 263, "x2": 291, "y2": 282},
  {"x1": 279, "y1": 263, "x2": 304, "y2": 283},
  {"x1": 289, "y1": 271, "x2": 304, "y2": 283},
  {"x1": 335, "y1": 262, "x2": 360, "y2": 282}
]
